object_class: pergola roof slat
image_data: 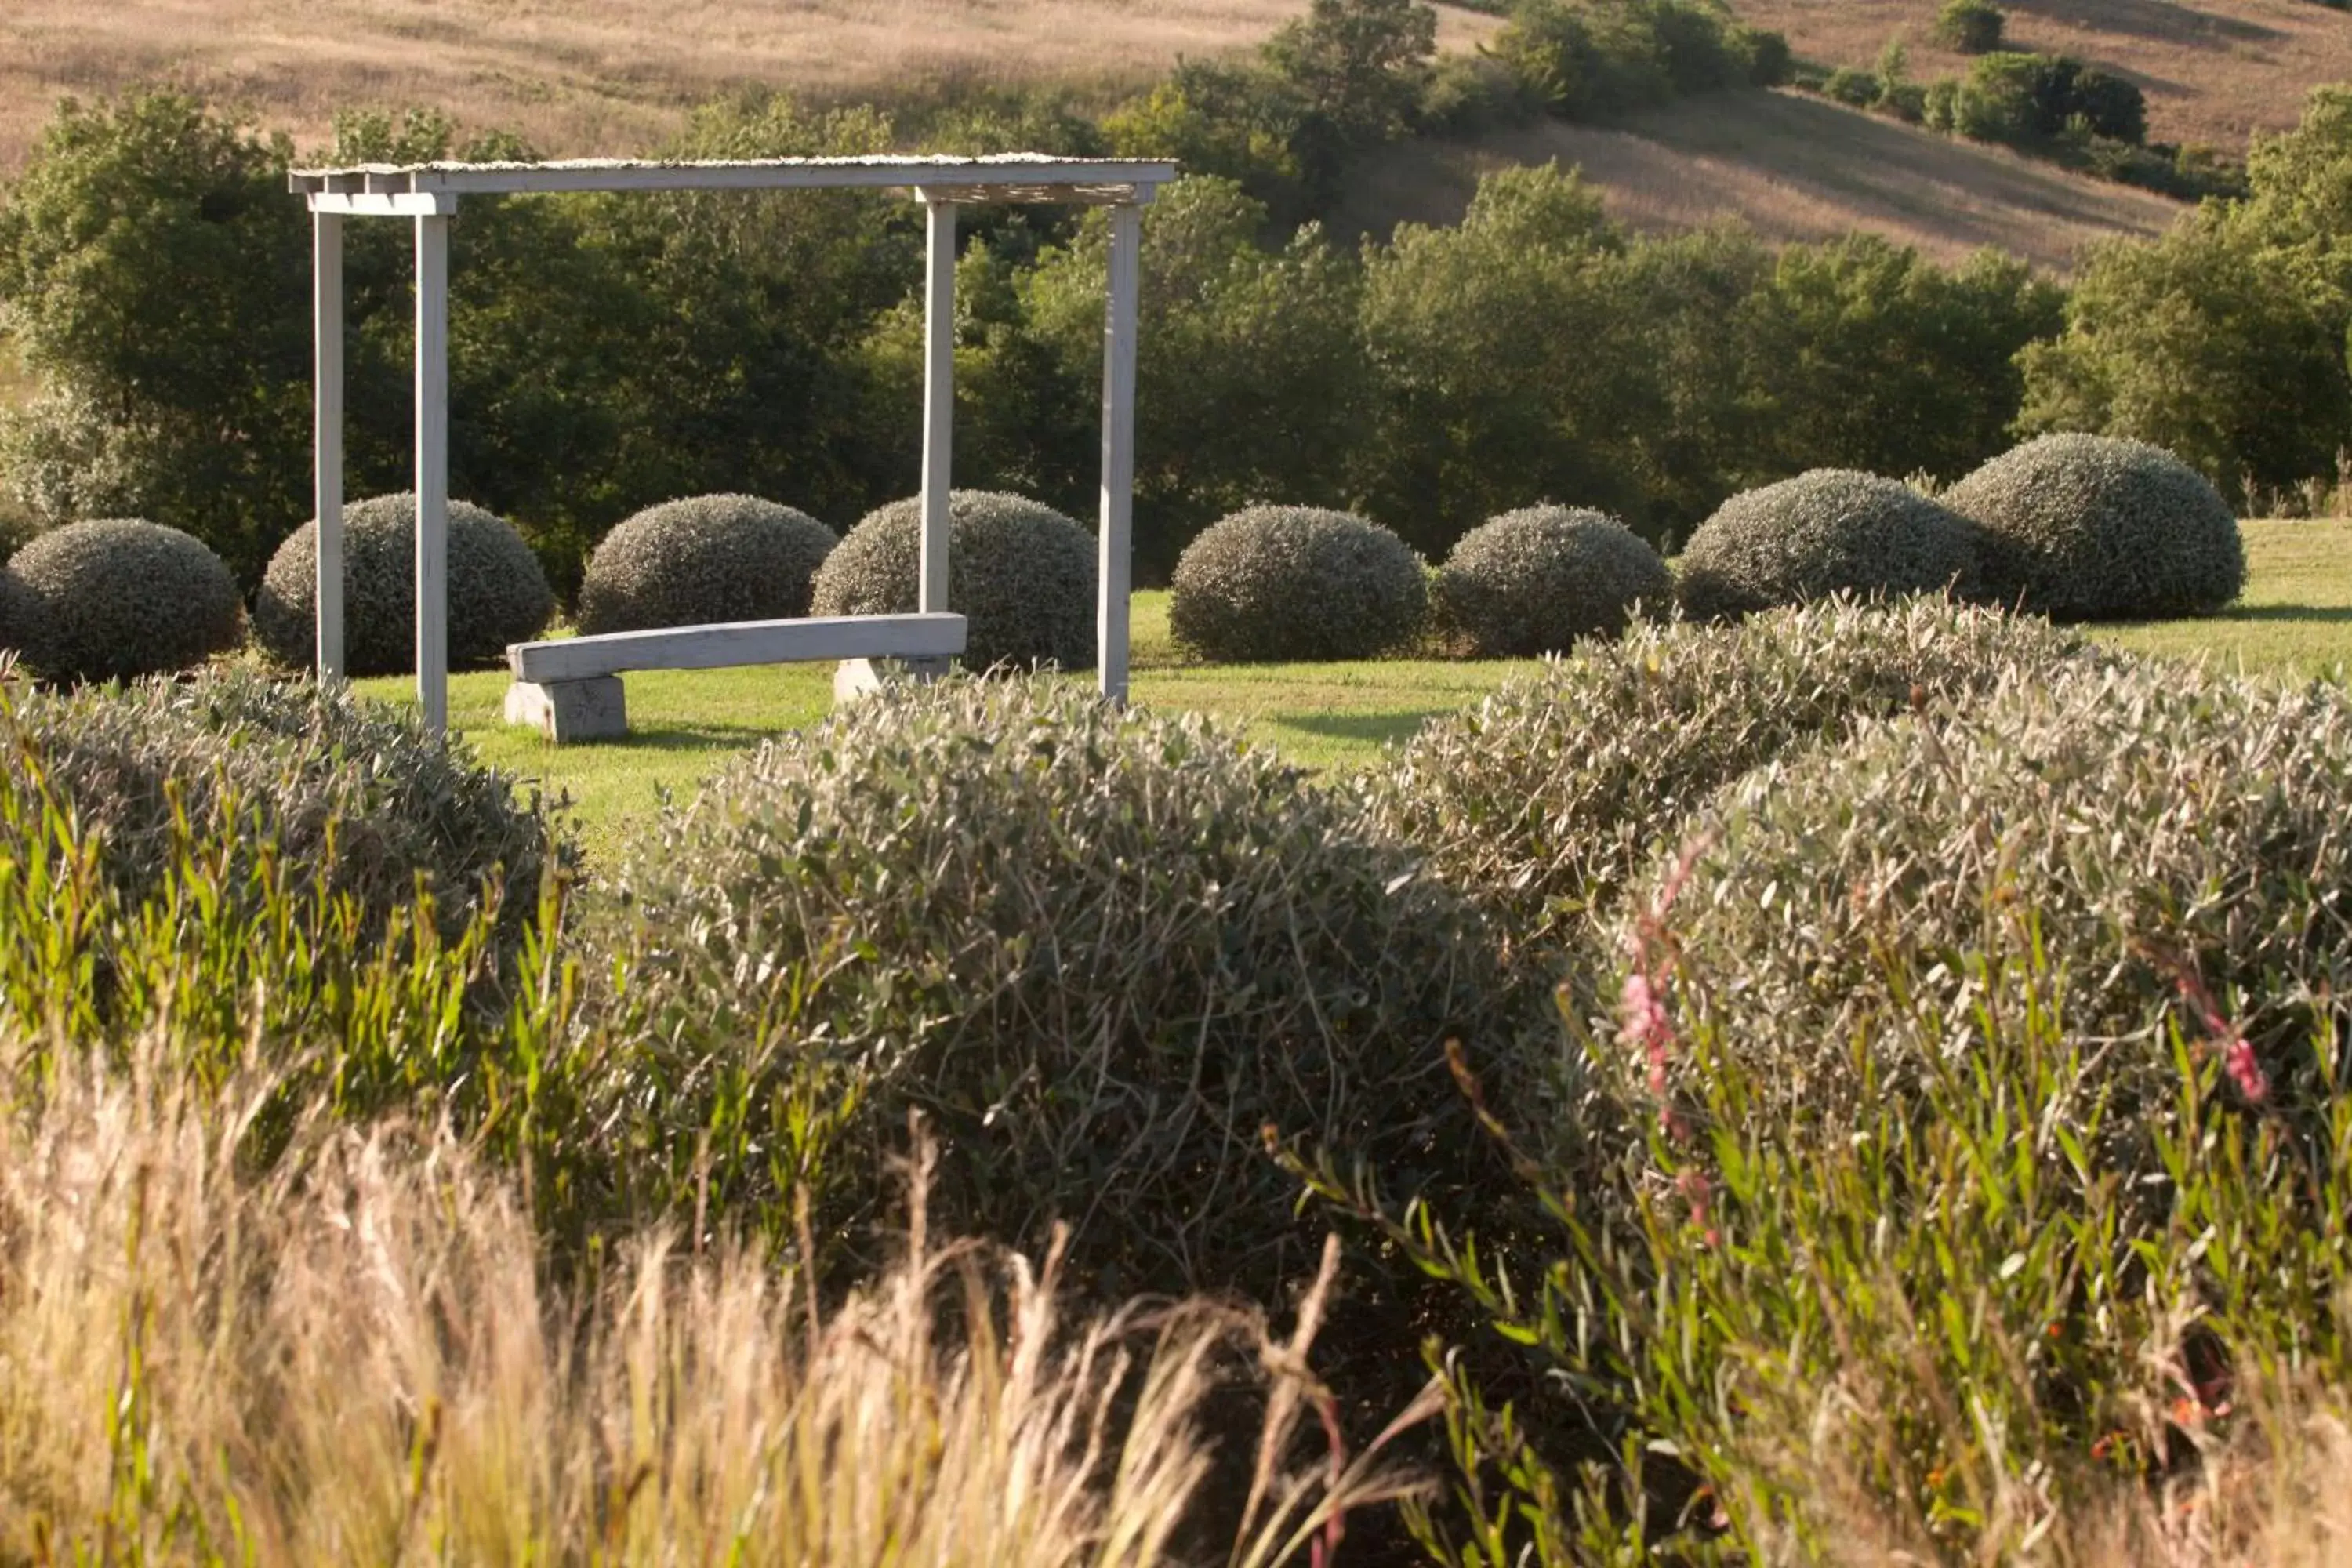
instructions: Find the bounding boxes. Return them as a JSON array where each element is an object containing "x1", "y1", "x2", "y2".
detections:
[{"x1": 290, "y1": 153, "x2": 1178, "y2": 201}]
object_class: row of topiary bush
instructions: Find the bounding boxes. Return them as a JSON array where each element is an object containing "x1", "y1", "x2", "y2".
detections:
[
  {"x1": 0, "y1": 487, "x2": 1103, "y2": 686},
  {"x1": 1675, "y1": 432, "x2": 2245, "y2": 624},
  {"x1": 15, "y1": 594, "x2": 2352, "y2": 1555},
  {"x1": 0, "y1": 433, "x2": 2244, "y2": 688},
  {"x1": 1161, "y1": 434, "x2": 2244, "y2": 666}
]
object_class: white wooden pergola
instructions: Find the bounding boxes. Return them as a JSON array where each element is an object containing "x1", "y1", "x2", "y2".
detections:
[{"x1": 289, "y1": 153, "x2": 1176, "y2": 731}]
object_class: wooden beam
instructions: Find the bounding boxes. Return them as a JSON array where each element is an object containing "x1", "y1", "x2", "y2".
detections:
[
  {"x1": 289, "y1": 157, "x2": 1177, "y2": 199},
  {"x1": 508, "y1": 612, "x2": 967, "y2": 684},
  {"x1": 414, "y1": 212, "x2": 451, "y2": 734},
  {"x1": 313, "y1": 211, "x2": 345, "y2": 681},
  {"x1": 1098, "y1": 202, "x2": 1142, "y2": 704},
  {"x1": 307, "y1": 192, "x2": 459, "y2": 217},
  {"x1": 920, "y1": 197, "x2": 956, "y2": 616}
]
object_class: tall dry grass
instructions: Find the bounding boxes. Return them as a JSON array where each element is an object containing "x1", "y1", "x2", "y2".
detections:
[{"x1": 0, "y1": 1033, "x2": 1428, "y2": 1564}]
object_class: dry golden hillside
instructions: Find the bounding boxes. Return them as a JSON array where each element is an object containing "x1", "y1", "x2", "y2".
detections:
[
  {"x1": 1741, "y1": 0, "x2": 2352, "y2": 151},
  {"x1": 1331, "y1": 88, "x2": 2187, "y2": 274},
  {"x1": 0, "y1": 0, "x2": 1497, "y2": 175}
]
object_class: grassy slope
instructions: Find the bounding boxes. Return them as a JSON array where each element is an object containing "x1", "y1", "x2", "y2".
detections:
[
  {"x1": 360, "y1": 519, "x2": 2351, "y2": 860},
  {"x1": 1329, "y1": 87, "x2": 2184, "y2": 273},
  {"x1": 0, "y1": 0, "x2": 1499, "y2": 176},
  {"x1": 1735, "y1": 0, "x2": 2352, "y2": 152}
]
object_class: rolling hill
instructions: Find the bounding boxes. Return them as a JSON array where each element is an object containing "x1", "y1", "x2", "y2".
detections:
[
  {"x1": 0, "y1": 0, "x2": 2343, "y2": 277},
  {"x1": 0, "y1": 0, "x2": 1499, "y2": 176},
  {"x1": 1330, "y1": 88, "x2": 2187, "y2": 274},
  {"x1": 1741, "y1": 0, "x2": 2352, "y2": 151}
]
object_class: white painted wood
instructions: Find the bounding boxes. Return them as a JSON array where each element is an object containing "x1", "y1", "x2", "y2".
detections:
[
  {"x1": 313, "y1": 210, "x2": 345, "y2": 681},
  {"x1": 1098, "y1": 202, "x2": 1143, "y2": 704},
  {"x1": 414, "y1": 212, "x2": 452, "y2": 734},
  {"x1": 509, "y1": 612, "x2": 967, "y2": 684},
  {"x1": 306, "y1": 193, "x2": 459, "y2": 217},
  {"x1": 920, "y1": 198, "x2": 956, "y2": 616},
  {"x1": 290, "y1": 157, "x2": 1178, "y2": 201}
]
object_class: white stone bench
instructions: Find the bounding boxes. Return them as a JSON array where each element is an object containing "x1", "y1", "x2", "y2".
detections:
[{"x1": 504, "y1": 612, "x2": 966, "y2": 742}]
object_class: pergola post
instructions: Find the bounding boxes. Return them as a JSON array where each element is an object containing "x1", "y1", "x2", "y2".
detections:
[
  {"x1": 1098, "y1": 201, "x2": 1143, "y2": 704},
  {"x1": 414, "y1": 212, "x2": 452, "y2": 733},
  {"x1": 919, "y1": 195, "x2": 956, "y2": 616},
  {"x1": 313, "y1": 210, "x2": 345, "y2": 682}
]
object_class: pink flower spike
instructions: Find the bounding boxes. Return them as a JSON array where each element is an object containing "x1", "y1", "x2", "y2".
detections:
[{"x1": 2223, "y1": 1035, "x2": 2269, "y2": 1105}]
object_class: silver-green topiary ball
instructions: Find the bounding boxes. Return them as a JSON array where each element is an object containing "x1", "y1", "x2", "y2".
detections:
[
  {"x1": 1433, "y1": 505, "x2": 1671, "y2": 657},
  {"x1": 252, "y1": 494, "x2": 554, "y2": 677},
  {"x1": 0, "y1": 565, "x2": 38, "y2": 666},
  {"x1": 1944, "y1": 433, "x2": 2244, "y2": 621},
  {"x1": 1676, "y1": 470, "x2": 1980, "y2": 620},
  {"x1": 808, "y1": 490, "x2": 1095, "y2": 673},
  {"x1": 1168, "y1": 506, "x2": 1428, "y2": 663},
  {"x1": 576, "y1": 494, "x2": 838, "y2": 635},
  {"x1": 7, "y1": 518, "x2": 243, "y2": 684}
]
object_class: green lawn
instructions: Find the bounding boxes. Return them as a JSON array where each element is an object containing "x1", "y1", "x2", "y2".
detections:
[{"x1": 358, "y1": 520, "x2": 2352, "y2": 858}]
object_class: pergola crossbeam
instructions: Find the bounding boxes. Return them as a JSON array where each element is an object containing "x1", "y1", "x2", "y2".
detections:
[{"x1": 296, "y1": 152, "x2": 1171, "y2": 729}]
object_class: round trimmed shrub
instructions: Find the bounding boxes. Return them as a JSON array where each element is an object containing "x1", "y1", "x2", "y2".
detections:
[
  {"x1": 0, "y1": 565, "x2": 37, "y2": 665},
  {"x1": 1432, "y1": 506, "x2": 1671, "y2": 657},
  {"x1": 586, "y1": 674, "x2": 1534, "y2": 1307},
  {"x1": 0, "y1": 668, "x2": 566, "y2": 952},
  {"x1": 1360, "y1": 598, "x2": 2099, "y2": 962},
  {"x1": 1675, "y1": 470, "x2": 1980, "y2": 620},
  {"x1": 252, "y1": 495, "x2": 554, "y2": 677},
  {"x1": 807, "y1": 491, "x2": 1094, "y2": 672},
  {"x1": 576, "y1": 494, "x2": 837, "y2": 636},
  {"x1": 1634, "y1": 657, "x2": 2352, "y2": 1171},
  {"x1": 7, "y1": 519, "x2": 242, "y2": 684},
  {"x1": 1944, "y1": 434, "x2": 2245, "y2": 621},
  {"x1": 1168, "y1": 506, "x2": 1428, "y2": 663}
]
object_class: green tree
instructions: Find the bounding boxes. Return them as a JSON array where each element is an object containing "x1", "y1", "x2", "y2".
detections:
[
  {"x1": 1019, "y1": 177, "x2": 1374, "y2": 575},
  {"x1": 1356, "y1": 162, "x2": 1654, "y2": 552},
  {"x1": 1264, "y1": 0, "x2": 1439, "y2": 148},
  {"x1": 1737, "y1": 235, "x2": 2064, "y2": 484},
  {"x1": 2018, "y1": 209, "x2": 2352, "y2": 503},
  {"x1": 0, "y1": 93, "x2": 307, "y2": 580}
]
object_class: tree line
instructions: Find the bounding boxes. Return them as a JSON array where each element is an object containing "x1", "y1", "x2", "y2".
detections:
[{"x1": 0, "y1": 0, "x2": 2346, "y2": 596}]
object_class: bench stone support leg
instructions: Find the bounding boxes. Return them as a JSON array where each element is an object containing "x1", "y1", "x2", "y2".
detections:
[
  {"x1": 505, "y1": 676, "x2": 628, "y2": 742},
  {"x1": 833, "y1": 656, "x2": 952, "y2": 703}
]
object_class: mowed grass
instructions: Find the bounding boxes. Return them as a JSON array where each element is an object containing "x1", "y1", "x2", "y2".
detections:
[{"x1": 358, "y1": 520, "x2": 2350, "y2": 858}]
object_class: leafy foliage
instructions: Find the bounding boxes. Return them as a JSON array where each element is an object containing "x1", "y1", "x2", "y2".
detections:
[
  {"x1": 1167, "y1": 505, "x2": 1428, "y2": 662},
  {"x1": 1359, "y1": 598, "x2": 2095, "y2": 964},
  {"x1": 2019, "y1": 211, "x2": 2352, "y2": 505},
  {"x1": 0, "y1": 668, "x2": 564, "y2": 956},
  {"x1": 1015, "y1": 178, "x2": 1373, "y2": 579},
  {"x1": 1947, "y1": 433, "x2": 2245, "y2": 619},
  {"x1": 1675, "y1": 469, "x2": 1980, "y2": 619},
  {"x1": 575, "y1": 494, "x2": 837, "y2": 635},
  {"x1": 584, "y1": 675, "x2": 1532, "y2": 1310},
  {"x1": 1934, "y1": 0, "x2": 2005, "y2": 53},
  {"x1": 1488, "y1": 0, "x2": 1789, "y2": 120},
  {"x1": 5, "y1": 519, "x2": 241, "y2": 684},
  {"x1": 808, "y1": 490, "x2": 1094, "y2": 672},
  {"x1": 1646, "y1": 658, "x2": 2352, "y2": 1175},
  {"x1": 1431, "y1": 506, "x2": 1669, "y2": 657},
  {"x1": 0, "y1": 93, "x2": 307, "y2": 583},
  {"x1": 252, "y1": 493, "x2": 554, "y2": 676}
]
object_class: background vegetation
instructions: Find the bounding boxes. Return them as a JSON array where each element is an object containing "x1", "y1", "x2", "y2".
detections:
[{"x1": 5, "y1": 1, "x2": 2347, "y2": 606}]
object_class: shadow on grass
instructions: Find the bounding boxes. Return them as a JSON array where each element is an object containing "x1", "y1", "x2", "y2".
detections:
[
  {"x1": 2221, "y1": 604, "x2": 2352, "y2": 624},
  {"x1": 1272, "y1": 710, "x2": 1450, "y2": 746}
]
